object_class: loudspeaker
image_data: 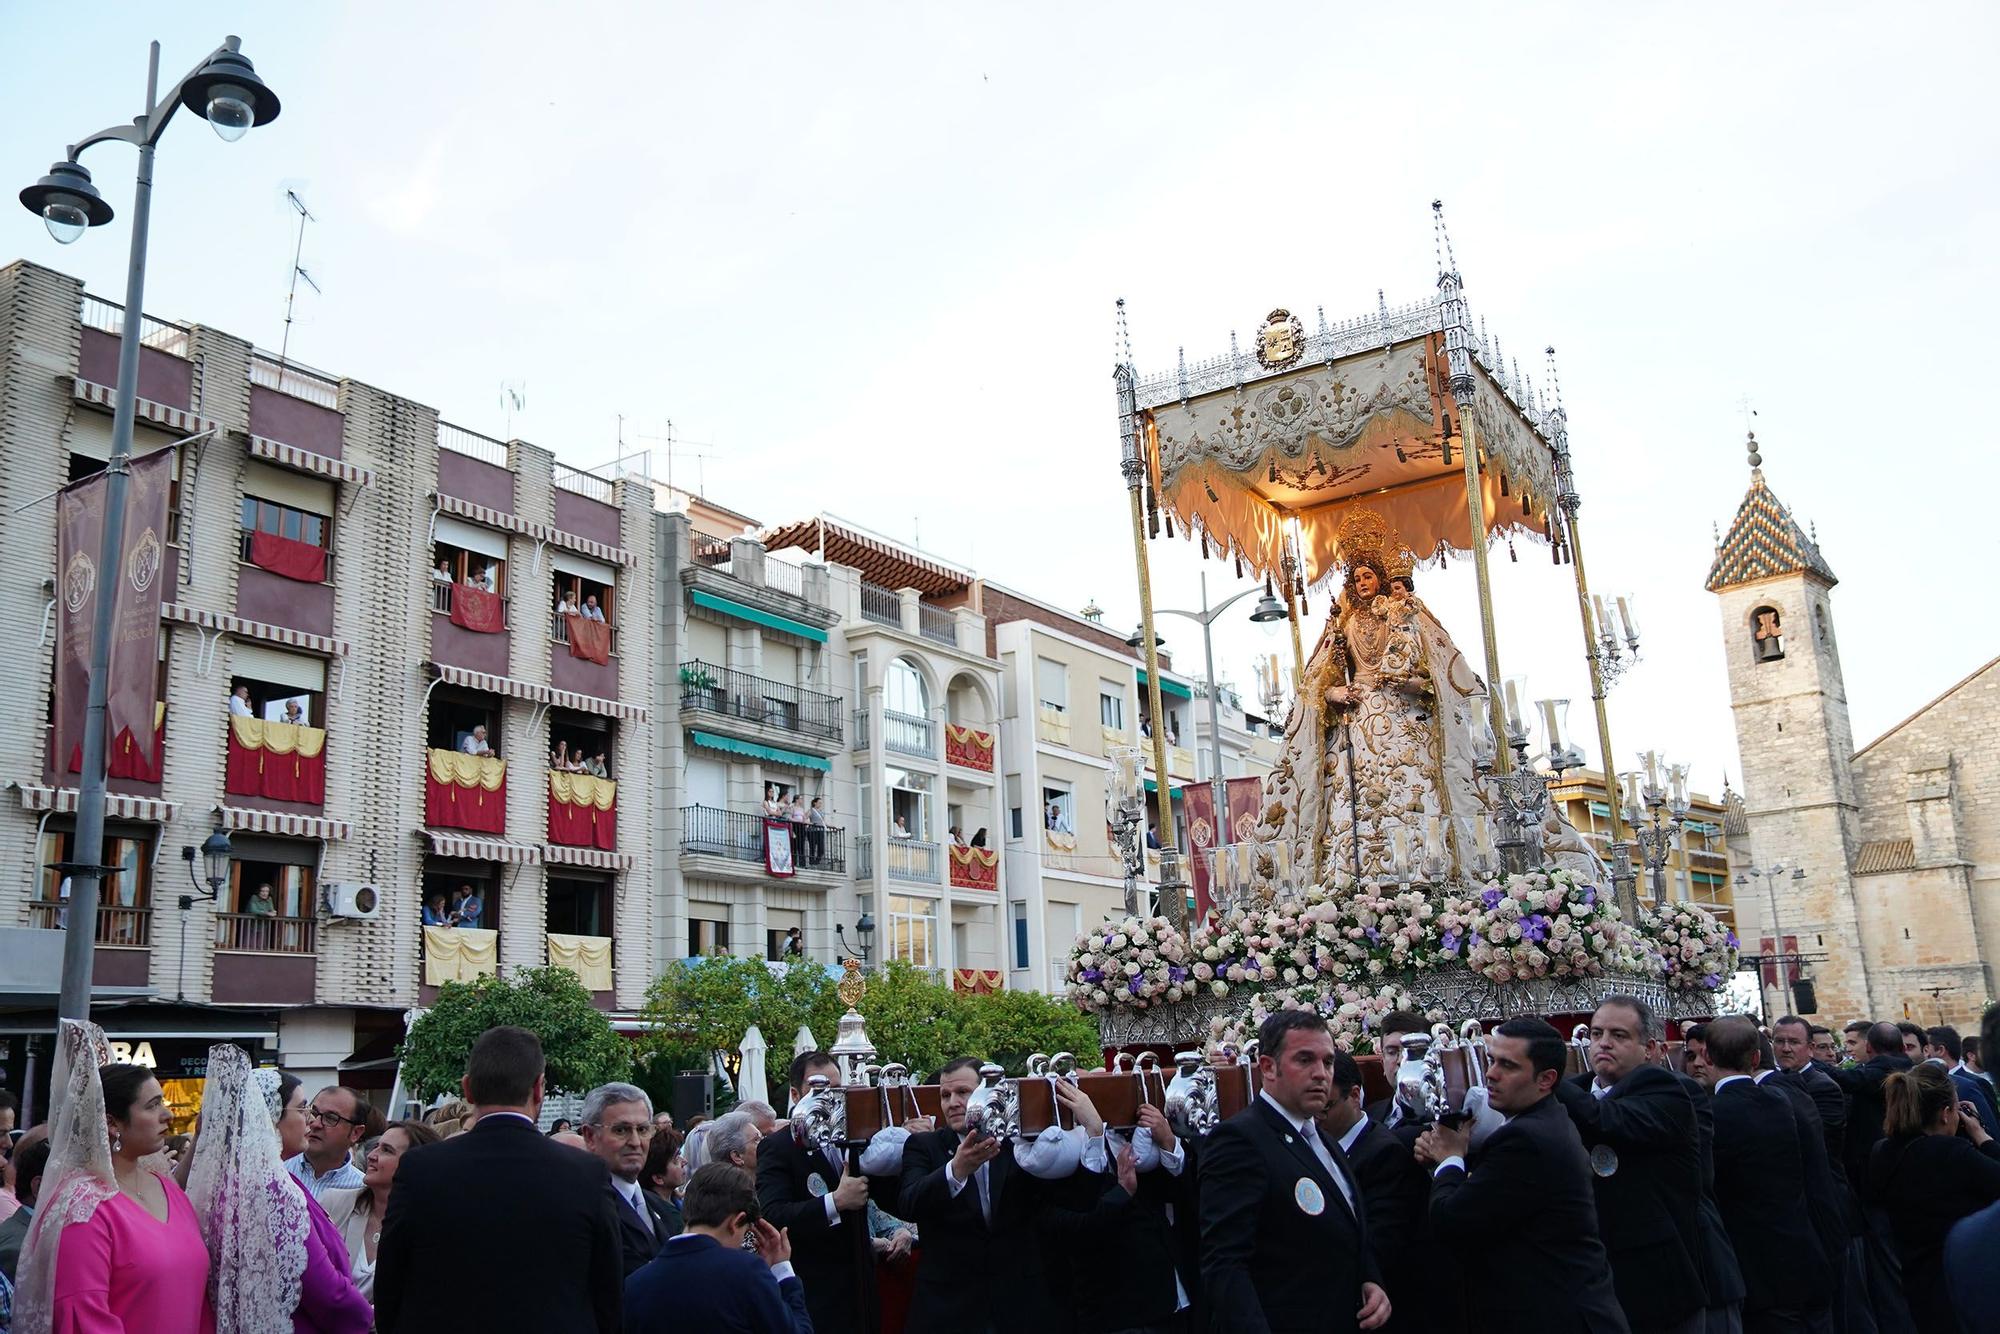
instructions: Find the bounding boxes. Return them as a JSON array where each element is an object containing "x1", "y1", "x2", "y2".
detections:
[
  {"x1": 1791, "y1": 977, "x2": 1818, "y2": 1015},
  {"x1": 670, "y1": 1072, "x2": 713, "y2": 1126}
]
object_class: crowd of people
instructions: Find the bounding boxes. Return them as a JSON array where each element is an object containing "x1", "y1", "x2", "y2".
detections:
[
  {"x1": 765, "y1": 786, "x2": 831, "y2": 866},
  {"x1": 550, "y1": 739, "x2": 611, "y2": 778},
  {"x1": 419, "y1": 882, "x2": 485, "y2": 929},
  {"x1": 0, "y1": 1001, "x2": 1995, "y2": 1334}
]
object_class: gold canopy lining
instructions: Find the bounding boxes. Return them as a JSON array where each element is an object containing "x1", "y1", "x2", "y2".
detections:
[
  {"x1": 230, "y1": 716, "x2": 327, "y2": 758},
  {"x1": 1147, "y1": 335, "x2": 1558, "y2": 586},
  {"x1": 428, "y1": 748, "x2": 506, "y2": 790},
  {"x1": 547, "y1": 770, "x2": 617, "y2": 810}
]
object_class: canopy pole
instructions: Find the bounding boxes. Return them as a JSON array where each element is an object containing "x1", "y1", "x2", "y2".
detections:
[
  {"x1": 1457, "y1": 410, "x2": 1511, "y2": 774},
  {"x1": 1280, "y1": 536, "x2": 1306, "y2": 683},
  {"x1": 1115, "y1": 315, "x2": 1187, "y2": 931},
  {"x1": 1562, "y1": 504, "x2": 1620, "y2": 845}
]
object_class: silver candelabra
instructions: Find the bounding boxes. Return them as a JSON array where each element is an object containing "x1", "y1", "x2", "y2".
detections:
[{"x1": 1619, "y1": 753, "x2": 1690, "y2": 907}]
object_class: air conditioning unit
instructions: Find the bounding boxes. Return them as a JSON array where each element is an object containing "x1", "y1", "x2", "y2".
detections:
[{"x1": 324, "y1": 883, "x2": 381, "y2": 921}]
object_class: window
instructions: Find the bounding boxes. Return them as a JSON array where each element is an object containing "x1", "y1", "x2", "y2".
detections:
[
  {"x1": 428, "y1": 692, "x2": 500, "y2": 757},
  {"x1": 547, "y1": 712, "x2": 614, "y2": 779},
  {"x1": 1098, "y1": 684, "x2": 1124, "y2": 730},
  {"x1": 547, "y1": 875, "x2": 613, "y2": 937},
  {"x1": 1751, "y1": 605, "x2": 1784, "y2": 663},
  {"x1": 432, "y1": 542, "x2": 506, "y2": 601},
  {"x1": 887, "y1": 767, "x2": 931, "y2": 841},
  {"x1": 886, "y1": 658, "x2": 927, "y2": 718},
  {"x1": 549, "y1": 562, "x2": 616, "y2": 643},
  {"x1": 1036, "y1": 657, "x2": 1067, "y2": 713},
  {"x1": 229, "y1": 645, "x2": 327, "y2": 728},
  {"x1": 222, "y1": 858, "x2": 314, "y2": 953},
  {"x1": 238, "y1": 495, "x2": 328, "y2": 555},
  {"x1": 421, "y1": 871, "x2": 496, "y2": 932},
  {"x1": 37, "y1": 828, "x2": 153, "y2": 945},
  {"x1": 1041, "y1": 782, "x2": 1075, "y2": 834},
  {"x1": 886, "y1": 895, "x2": 938, "y2": 969},
  {"x1": 689, "y1": 917, "x2": 730, "y2": 958},
  {"x1": 1011, "y1": 900, "x2": 1030, "y2": 970},
  {"x1": 71, "y1": 443, "x2": 185, "y2": 543}
]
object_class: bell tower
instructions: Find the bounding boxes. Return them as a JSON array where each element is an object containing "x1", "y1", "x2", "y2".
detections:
[{"x1": 1705, "y1": 431, "x2": 1874, "y2": 1018}]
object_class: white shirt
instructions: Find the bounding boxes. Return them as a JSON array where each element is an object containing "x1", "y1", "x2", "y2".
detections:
[
  {"x1": 582, "y1": 605, "x2": 606, "y2": 622},
  {"x1": 229, "y1": 695, "x2": 254, "y2": 717},
  {"x1": 462, "y1": 736, "x2": 491, "y2": 756},
  {"x1": 1257, "y1": 1091, "x2": 1357, "y2": 1216},
  {"x1": 1337, "y1": 1117, "x2": 1369, "y2": 1154},
  {"x1": 285, "y1": 1152, "x2": 364, "y2": 1202},
  {"x1": 1591, "y1": 1079, "x2": 1615, "y2": 1100}
]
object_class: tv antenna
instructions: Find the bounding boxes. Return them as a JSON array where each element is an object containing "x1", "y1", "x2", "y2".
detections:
[
  {"x1": 500, "y1": 380, "x2": 527, "y2": 437},
  {"x1": 279, "y1": 190, "x2": 319, "y2": 369},
  {"x1": 637, "y1": 417, "x2": 716, "y2": 498}
]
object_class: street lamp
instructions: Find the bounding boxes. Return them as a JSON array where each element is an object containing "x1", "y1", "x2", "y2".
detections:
[
  {"x1": 835, "y1": 911, "x2": 876, "y2": 967},
  {"x1": 1736, "y1": 861, "x2": 1807, "y2": 1019},
  {"x1": 176, "y1": 812, "x2": 233, "y2": 1001},
  {"x1": 23, "y1": 36, "x2": 281, "y2": 1023}
]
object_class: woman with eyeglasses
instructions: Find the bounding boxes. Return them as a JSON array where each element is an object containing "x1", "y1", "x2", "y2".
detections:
[{"x1": 321, "y1": 1120, "x2": 441, "y2": 1311}]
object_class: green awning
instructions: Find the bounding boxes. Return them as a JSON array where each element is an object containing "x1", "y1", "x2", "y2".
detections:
[
  {"x1": 1137, "y1": 669, "x2": 1193, "y2": 701},
  {"x1": 1690, "y1": 871, "x2": 1727, "y2": 886},
  {"x1": 688, "y1": 729, "x2": 832, "y2": 772},
  {"x1": 1587, "y1": 802, "x2": 1612, "y2": 818},
  {"x1": 690, "y1": 590, "x2": 827, "y2": 643},
  {"x1": 1143, "y1": 779, "x2": 1182, "y2": 798}
]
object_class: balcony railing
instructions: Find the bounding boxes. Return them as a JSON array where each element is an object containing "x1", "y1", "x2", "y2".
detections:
[
  {"x1": 553, "y1": 464, "x2": 615, "y2": 504},
  {"x1": 884, "y1": 837, "x2": 940, "y2": 884},
  {"x1": 81, "y1": 292, "x2": 189, "y2": 359},
  {"x1": 851, "y1": 709, "x2": 869, "y2": 751},
  {"x1": 437, "y1": 421, "x2": 509, "y2": 468},
  {"x1": 680, "y1": 803, "x2": 847, "y2": 875},
  {"x1": 215, "y1": 912, "x2": 317, "y2": 955},
  {"x1": 883, "y1": 709, "x2": 934, "y2": 758},
  {"x1": 918, "y1": 603, "x2": 956, "y2": 646},
  {"x1": 679, "y1": 660, "x2": 842, "y2": 742},
  {"x1": 762, "y1": 560, "x2": 805, "y2": 597},
  {"x1": 249, "y1": 351, "x2": 340, "y2": 410},
  {"x1": 28, "y1": 901, "x2": 152, "y2": 946},
  {"x1": 859, "y1": 580, "x2": 900, "y2": 628}
]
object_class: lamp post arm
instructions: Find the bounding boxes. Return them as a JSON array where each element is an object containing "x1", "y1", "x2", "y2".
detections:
[
  {"x1": 1156, "y1": 585, "x2": 1260, "y2": 627},
  {"x1": 66, "y1": 38, "x2": 240, "y2": 160}
]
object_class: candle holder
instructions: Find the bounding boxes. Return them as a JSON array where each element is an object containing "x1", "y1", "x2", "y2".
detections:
[
  {"x1": 1590, "y1": 592, "x2": 1643, "y2": 693},
  {"x1": 1477, "y1": 728, "x2": 1555, "y2": 877},
  {"x1": 1620, "y1": 755, "x2": 1690, "y2": 907},
  {"x1": 1105, "y1": 745, "x2": 1149, "y2": 917}
]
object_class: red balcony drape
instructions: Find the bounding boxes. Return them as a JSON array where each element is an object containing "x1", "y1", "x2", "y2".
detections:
[
  {"x1": 68, "y1": 706, "x2": 166, "y2": 783},
  {"x1": 224, "y1": 719, "x2": 327, "y2": 805},
  {"x1": 450, "y1": 583, "x2": 505, "y2": 634},
  {"x1": 427, "y1": 749, "x2": 508, "y2": 832},
  {"x1": 547, "y1": 771, "x2": 617, "y2": 849},
  {"x1": 565, "y1": 613, "x2": 611, "y2": 664},
  {"x1": 945, "y1": 724, "x2": 995, "y2": 772},
  {"x1": 248, "y1": 529, "x2": 328, "y2": 583}
]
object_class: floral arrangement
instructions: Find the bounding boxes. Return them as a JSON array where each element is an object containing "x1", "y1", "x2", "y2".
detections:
[
  {"x1": 1451, "y1": 868, "x2": 1626, "y2": 983},
  {"x1": 1064, "y1": 914, "x2": 1196, "y2": 1009},
  {"x1": 1206, "y1": 981, "x2": 1445, "y2": 1055},
  {"x1": 1185, "y1": 897, "x2": 1336, "y2": 1000},
  {"x1": 1641, "y1": 900, "x2": 1740, "y2": 992}
]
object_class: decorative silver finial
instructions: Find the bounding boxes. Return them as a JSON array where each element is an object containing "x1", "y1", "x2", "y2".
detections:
[
  {"x1": 1745, "y1": 429, "x2": 1762, "y2": 470},
  {"x1": 1545, "y1": 346, "x2": 1563, "y2": 410},
  {"x1": 1712, "y1": 520, "x2": 1721, "y2": 550},
  {"x1": 1229, "y1": 329, "x2": 1243, "y2": 389},
  {"x1": 1432, "y1": 199, "x2": 1458, "y2": 278},
  {"x1": 1378, "y1": 288, "x2": 1389, "y2": 321},
  {"x1": 1176, "y1": 346, "x2": 1188, "y2": 402},
  {"x1": 1115, "y1": 297, "x2": 1132, "y2": 368},
  {"x1": 1316, "y1": 305, "x2": 1329, "y2": 338}
]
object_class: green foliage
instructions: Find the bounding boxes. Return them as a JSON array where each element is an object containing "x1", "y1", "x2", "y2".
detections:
[
  {"x1": 637, "y1": 956, "x2": 841, "y2": 1079},
  {"x1": 958, "y1": 984, "x2": 1104, "y2": 1072},
  {"x1": 397, "y1": 966, "x2": 632, "y2": 1101}
]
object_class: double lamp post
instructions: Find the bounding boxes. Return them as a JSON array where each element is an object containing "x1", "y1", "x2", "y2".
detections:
[{"x1": 22, "y1": 36, "x2": 281, "y2": 1021}]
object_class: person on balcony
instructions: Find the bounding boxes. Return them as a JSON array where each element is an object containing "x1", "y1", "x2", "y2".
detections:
[
  {"x1": 890, "y1": 815, "x2": 912, "y2": 840},
  {"x1": 948, "y1": 826, "x2": 967, "y2": 847},
  {"x1": 452, "y1": 884, "x2": 485, "y2": 930},
  {"x1": 246, "y1": 884, "x2": 278, "y2": 918},
  {"x1": 584, "y1": 750, "x2": 609, "y2": 779},
  {"x1": 282, "y1": 699, "x2": 305, "y2": 726},
  {"x1": 474, "y1": 565, "x2": 497, "y2": 592},
  {"x1": 229, "y1": 684, "x2": 255, "y2": 718},
  {"x1": 550, "y1": 740, "x2": 573, "y2": 771},
  {"x1": 422, "y1": 893, "x2": 452, "y2": 928},
  {"x1": 969, "y1": 827, "x2": 987, "y2": 849},
  {"x1": 462, "y1": 725, "x2": 493, "y2": 757},
  {"x1": 555, "y1": 592, "x2": 580, "y2": 617},
  {"x1": 432, "y1": 559, "x2": 455, "y2": 584},
  {"x1": 807, "y1": 798, "x2": 828, "y2": 865},
  {"x1": 763, "y1": 786, "x2": 783, "y2": 820},
  {"x1": 582, "y1": 595, "x2": 607, "y2": 623}
]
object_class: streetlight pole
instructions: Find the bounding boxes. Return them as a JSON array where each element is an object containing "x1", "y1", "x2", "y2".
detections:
[
  {"x1": 1737, "y1": 861, "x2": 1802, "y2": 1019},
  {"x1": 1151, "y1": 572, "x2": 1269, "y2": 881},
  {"x1": 21, "y1": 37, "x2": 280, "y2": 1022}
]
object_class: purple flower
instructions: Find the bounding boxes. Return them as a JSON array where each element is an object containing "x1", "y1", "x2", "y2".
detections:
[
  {"x1": 1481, "y1": 888, "x2": 1504, "y2": 910},
  {"x1": 1582, "y1": 886, "x2": 1596, "y2": 906},
  {"x1": 1725, "y1": 932, "x2": 1740, "y2": 949},
  {"x1": 1364, "y1": 927, "x2": 1381, "y2": 943},
  {"x1": 1128, "y1": 977, "x2": 1143, "y2": 994},
  {"x1": 1702, "y1": 973, "x2": 1721, "y2": 988},
  {"x1": 1521, "y1": 915, "x2": 1548, "y2": 943},
  {"x1": 1082, "y1": 968, "x2": 1103, "y2": 983},
  {"x1": 1440, "y1": 928, "x2": 1462, "y2": 955},
  {"x1": 1168, "y1": 966, "x2": 1188, "y2": 983}
]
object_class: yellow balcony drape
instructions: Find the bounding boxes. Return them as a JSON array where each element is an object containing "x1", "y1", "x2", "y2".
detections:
[
  {"x1": 230, "y1": 716, "x2": 328, "y2": 758},
  {"x1": 546, "y1": 933, "x2": 614, "y2": 991},
  {"x1": 423, "y1": 925, "x2": 499, "y2": 985},
  {"x1": 428, "y1": 748, "x2": 506, "y2": 790},
  {"x1": 547, "y1": 770, "x2": 617, "y2": 810}
]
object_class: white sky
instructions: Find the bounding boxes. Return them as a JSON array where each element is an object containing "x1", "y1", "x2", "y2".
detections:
[{"x1": 8, "y1": 3, "x2": 1997, "y2": 795}]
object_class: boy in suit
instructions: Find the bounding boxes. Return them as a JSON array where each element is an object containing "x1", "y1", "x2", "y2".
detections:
[{"x1": 625, "y1": 1163, "x2": 811, "y2": 1334}]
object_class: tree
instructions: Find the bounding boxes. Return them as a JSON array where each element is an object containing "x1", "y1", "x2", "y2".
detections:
[
  {"x1": 958, "y1": 985, "x2": 1103, "y2": 1072},
  {"x1": 636, "y1": 957, "x2": 841, "y2": 1081},
  {"x1": 397, "y1": 966, "x2": 632, "y2": 1101}
]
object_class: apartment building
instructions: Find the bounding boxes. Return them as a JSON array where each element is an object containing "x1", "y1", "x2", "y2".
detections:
[
  {"x1": 0, "y1": 260, "x2": 656, "y2": 1095},
  {"x1": 1549, "y1": 769, "x2": 1738, "y2": 929}
]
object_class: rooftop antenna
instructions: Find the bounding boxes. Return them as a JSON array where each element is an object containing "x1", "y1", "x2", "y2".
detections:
[
  {"x1": 278, "y1": 189, "x2": 319, "y2": 369},
  {"x1": 650, "y1": 418, "x2": 717, "y2": 497},
  {"x1": 500, "y1": 380, "x2": 527, "y2": 438}
]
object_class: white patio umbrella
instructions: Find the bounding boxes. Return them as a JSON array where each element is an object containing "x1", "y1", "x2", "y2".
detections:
[
  {"x1": 737, "y1": 1025, "x2": 769, "y2": 1107},
  {"x1": 792, "y1": 1025, "x2": 818, "y2": 1057}
]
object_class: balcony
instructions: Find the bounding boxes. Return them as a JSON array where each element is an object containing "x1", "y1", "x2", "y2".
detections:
[
  {"x1": 212, "y1": 913, "x2": 317, "y2": 1005},
  {"x1": 550, "y1": 611, "x2": 619, "y2": 699},
  {"x1": 918, "y1": 602, "x2": 956, "y2": 646},
  {"x1": 236, "y1": 527, "x2": 336, "y2": 638},
  {"x1": 851, "y1": 709, "x2": 869, "y2": 752},
  {"x1": 548, "y1": 771, "x2": 618, "y2": 851},
  {"x1": 679, "y1": 660, "x2": 842, "y2": 745},
  {"x1": 1036, "y1": 705, "x2": 1071, "y2": 747},
  {"x1": 430, "y1": 582, "x2": 512, "y2": 677},
  {"x1": 78, "y1": 293, "x2": 191, "y2": 407},
  {"x1": 547, "y1": 932, "x2": 614, "y2": 1000},
  {"x1": 944, "y1": 723, "x2": 995, "y2": 773},
  {"x1": 883, "y1": 710, "x2": 934, "y2": 758},
  {"x1": 883, "y1": 837, "x2": 940, "y2": 885},
  {"x1": 680, "y1": 803, "x2": 847, "y2": 878},
  {"x1": 860, "y1": 580, "x2": 901, "y2": 628},
  {"x1": 422, "y1": 925, "x2": 499, "y2": 989},
  {"x1": 225, "y1": 718, "x2": 327, "y2": 809},
  {"x1": 425, "y1": 749, "x2": 508, "y2": 834},
  {"x1": 28, "y1": 902, "x2": 151, "y2": 990},
  {"x1": 948, "y1": 845, "x2": 999, "y2": 891},
  {"x1": 1169, "y1": 745, "x2": 1196, "y2": 780}
]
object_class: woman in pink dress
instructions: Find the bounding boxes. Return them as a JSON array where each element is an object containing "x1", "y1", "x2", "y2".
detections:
[
  {"x1": 12, "y1": 1021, "x2": 213, "y2": 1334},
  {"x1": 186, "y1": 1048, "x2": 371, "y2": 1334}
]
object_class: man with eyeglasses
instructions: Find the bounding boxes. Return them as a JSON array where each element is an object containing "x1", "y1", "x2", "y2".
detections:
[
  {"x1": 582, "y1": 1082, "x2": 676, "y2": 1277},
  {"x1": 286, "y1": 1084, "x2": 380, "y2": 1201}
]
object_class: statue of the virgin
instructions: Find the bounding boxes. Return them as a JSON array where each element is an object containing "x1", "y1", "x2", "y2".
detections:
[{"x1": 1255, "y1": 508, "x2": 1605, "y2": 888}]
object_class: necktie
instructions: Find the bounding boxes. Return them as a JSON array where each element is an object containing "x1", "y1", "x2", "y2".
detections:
[
  {"x1": 975, "y1": 1160, "x2": 993, "y2": 1225},
  {"x1": 1300, "y1": 1122, "x2": 1355, "y2": 1215},
  {"x1": 625, "y1": 1185, "x2": 654, "y2": 1237}
]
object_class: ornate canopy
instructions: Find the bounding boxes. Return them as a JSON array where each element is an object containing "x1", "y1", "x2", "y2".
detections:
[{"x1": 1138, "y1": 304, "x2": 1562, "y2": 586}]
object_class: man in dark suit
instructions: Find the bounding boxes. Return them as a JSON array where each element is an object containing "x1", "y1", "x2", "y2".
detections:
[
  {"x1": 1827, "y1": 1022, "x2": 1914, "y2": 1185},
  {"x1": 1771, "y1": 1016, "x2": 1848, "y2": 1178},
  {"x1": 1056, "y1": 1100, "x2": 1198, "y2": 1333},
  {"x1": 376, "y1": 1025, "x2": 623, "y2": 1334},
  {"x1": 1651, "y1": 1047, "x2": 1745, "y2": 1334},
  {"x1": 0, "y1": 1126, "x2": 48, "y2": 1281},
  {"x1": 1322, "y1": 1047, "x2": 1427, "y2": 1333},
  {"x1": 1554, "y1": 996, "x2": 1706, "y2": 1334},
  {"x1": 580, "y1": 1080, "x2": 678, "y2": 1278},
  {"x1": 1363, "y1": 1009, "x2": 1430, "y2": 1135},
  {"x1": 1700, "y1": 1016, "x2": 1833, "y2": 1334},
  {"x1": 1415, "y1": 1016, "x2": 1628, "y2": 1334},
  {"x1": 1200, "y1": 1007, "x2": 1389, "y2": 1334},
  {"x1": 899, "y1": 1055, "x2": 1105, "y2": 1333},
  {"x1": 757, "y1": 1050, "x2": 880, "y2": 1334},
  {"x1": 625, "y1": 1162, "x2": 813, "y2": 1334},
  {"x1": 1925, "y1": 1025, "x2": 2000, "y2": 1140},
  {"x1": 1943, "y1": 1002, "x2": 2000, "y2": 1334}
]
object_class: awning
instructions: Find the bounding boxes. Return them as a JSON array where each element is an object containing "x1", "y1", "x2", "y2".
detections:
[
  {"x1": 214, "y1": 805, "x2": 351, "y2": 841},
  {"x1": 433, "y1": 493, "x2": 634, "y2": 569},
  {"x1": 425, "y1": 662, "x2": 648, "y2": 723},
  {"x1": 162, "y1": 603, "x2": 352, "y2": 659},
  {"x1": 1587, "y1": 801, "x2": 1611, "y2": 818},
  {"x1": 1143, "y1": 779, "x2": 1183, "y2": 798},
  {"x1": 688, "y1": 730, "x2": 833, "y2": 772},
  {"x1": 14, "y1": 783, "x2": 177, "y2": 823},
  {"x1": 1137, "y1": 669, "x2": 1194, "y2": 701},
  {"x1": 72, "y1": 377, "x2": 220, "y2": 438},
  {"x1": 245, "y1": 433, "x2": 375, "y2": 488},
  {"x1": 758, "y1": 514, "x2": 972, "y2": 597},
  {"x1": 689, "y1": 590, "x2": 827, "y2": 644},
  {"x1": 417, "y1": 830, "x2": 543, "y2": 864},
  {"x1": 545, "y1": 844, "x2": 634, "y2": 872}
]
